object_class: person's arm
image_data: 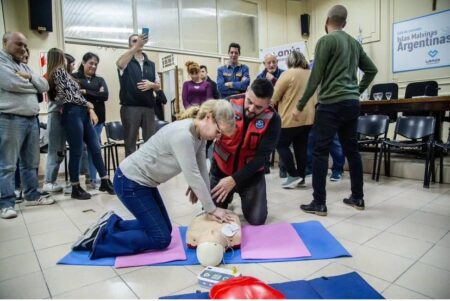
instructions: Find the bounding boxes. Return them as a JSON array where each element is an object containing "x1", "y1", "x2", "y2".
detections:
[
  {"x1": 53, "y1": 68, "x2": 89, "y2": 106},
  {"x1": 196, "y1": 141, "x2": 210, "y2": 190},
  {"x1": 271, "y1": 72, "x2": 289, "y2": 106},
  {"x1": 358, "y1": 45, "x2": 378, "y2": 93},
  {"x1": 84, "y1": 77, "x2": 109, "y2": 102},
  {"x1": 182, "y1": 82, "x2": 189, "y2": 109},
  {"x1": 0, "y1": 62, "x2": 40, "y2": 93},
  {"x1": 216, "y1": 67, "x2": 226, "y2": 95},
  {"x1": 231, "y1": 113, "x2": 281, "y2": 183},
  {"x1": 170, "y1": 133, "x2": 216, "y2": 213},
  {"x1": 211, "y1": 80, "x2": 220, "y2": 99},
  {"x1": 24, "y1": 65, "x2": 49, "y2": 93},
  {"x1": 231, "y1": 65, "x2": 250, "y2": 91},
  {"x1": 296, "y1": 38, "x2": 331, "y2": 111},
  {"x1": 116, "y1": 35, "x2": 147, "y2": 70}
]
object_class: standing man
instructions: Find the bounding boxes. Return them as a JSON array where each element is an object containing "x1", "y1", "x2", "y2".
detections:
[
  {"x1": 117, "y1": 33, "x2": 160, "y2": 157},
  {"x1": 217, "y1": 43, "x2": 250, "y2": 98},
  {"x1": 199, "y1": 65, "x2": 220, "y2": 100},
  {"x1": 210, "y1": 79, "x2": 281, "y2": 225},
  {"x1": 0, "y1": 32, "x2": 55, "y2": 219},
  {"x1": 256, "y1": 53, "x2": 284, "y2": 85},
  {"x1": 295, "y1": 5, "x2": 377, "y2": 216},
  {"x1": 257, "y1": 53, "x2": 286, "y2": 176}
]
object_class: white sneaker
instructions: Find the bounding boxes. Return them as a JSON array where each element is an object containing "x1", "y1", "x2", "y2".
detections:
[
  {"x1": 42, "y1": 182, "x2": 64, "y2": 193},
  {"x1": 63, "y1": 184, "x2": 72, "y2": 195},
  {"x1": 1, "y1": 207, "x2": 18, "y2": 219},
  {"x1": 25, "y1": 194, "x2": 56, "y2": 206},
  {"x1": 281, "y1": 176, "x2": 303, "y2": 189},
  {"x1": 88, "y1": 179, "x2": 100, "y2": 190}
]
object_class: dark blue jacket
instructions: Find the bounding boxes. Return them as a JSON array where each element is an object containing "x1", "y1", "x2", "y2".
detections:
[
  {"x1": 217, "y1": 64, "x2": 250, "y2": 98},
  {"x1": 256, "y1": 68, "x2": 285, "y2": 85}
]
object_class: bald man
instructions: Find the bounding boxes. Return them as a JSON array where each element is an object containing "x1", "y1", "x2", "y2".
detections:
[
  {"x1": 256, "y1": 54, "x2": 284, "y2": 86},
  {"x1": 295, "y1": 5, "x2": 378, "y2": 216},
  {"x1": 0, "y1": 32, "x2": 55, "y2": 219}
]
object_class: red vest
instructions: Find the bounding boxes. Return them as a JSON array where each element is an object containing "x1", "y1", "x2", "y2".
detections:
[{"x1": 214, "y1": 98, "x2": 274, "y2": 175}]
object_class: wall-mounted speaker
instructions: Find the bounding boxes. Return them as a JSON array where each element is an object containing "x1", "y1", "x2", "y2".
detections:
[
  {"x1": 300, "y1": 14, "x2": 310, "y2": 37},
  {"x1": 29, "y1": 0, "x2": 53, "y2": 32}
]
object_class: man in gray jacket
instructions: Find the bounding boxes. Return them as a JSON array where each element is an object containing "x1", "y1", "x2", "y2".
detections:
[{"x1": 0, "y1": 32, "x2": 55, "y2": 219}]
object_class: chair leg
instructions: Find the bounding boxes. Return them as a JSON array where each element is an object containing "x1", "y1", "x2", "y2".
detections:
[
  {"x1": 372, "y1": 143, "x2": 378, "y2": 180},
  {"x1": 376, "y1": 144, "x2": 384, "y2": 181},
  {"x1": 64, "y1": 151, "x2": 68, "y2": 182},
  {"x1": 385, "y1": 146, "x2": 391, "y2": 177},
  {"x1": 440, "y1": 151, "x2": 444, "y2": 184},
  {"x1": 423, "y1": 144, "x2": 432, "y2": 188},
  {"x1": 114, "y1": 145, "x2": 119, "y2": 171}
]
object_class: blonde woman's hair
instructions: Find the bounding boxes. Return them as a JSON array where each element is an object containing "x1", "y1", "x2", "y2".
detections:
[
  {"x1": 185, "y1": 60, "x2": 200, "y2": 74},
  {"x1": 178, "y1": 99, "x2": 236, "y2": 135},
  {"x1": 287, "y1": 50, "x2": 309, "y2": 70}
]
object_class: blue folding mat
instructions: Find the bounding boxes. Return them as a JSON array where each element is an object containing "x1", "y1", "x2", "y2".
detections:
[
  {"x1": 58, "y1": 220, "x2": 350, "y2": 266},
  {"x1": 160, "y1": 272, "x2": 384, "y2": 299}
]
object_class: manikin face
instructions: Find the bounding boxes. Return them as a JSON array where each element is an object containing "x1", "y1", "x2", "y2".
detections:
[
  {"x1": 264, "y1": 55, "x2": 278, "y2": 73},
  {"x1": 83, "y1": 58, "x2": 98, "y2": 77},
  {"x1": 244, "y1": 89, "x2": 270, "y2": 119}
]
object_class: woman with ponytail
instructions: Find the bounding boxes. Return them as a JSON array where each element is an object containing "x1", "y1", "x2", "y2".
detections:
[{"x1": 72, "y1": 99, "x2": 237, "y2": 259}]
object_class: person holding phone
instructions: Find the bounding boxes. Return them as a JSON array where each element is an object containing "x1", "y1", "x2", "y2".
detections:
[{"x1": 116, "y1": 31, "x2": 161, "y2": 156}]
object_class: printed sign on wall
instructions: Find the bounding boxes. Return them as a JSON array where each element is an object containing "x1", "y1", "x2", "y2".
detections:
[
  {"x1": 393, "y1": 9, "x2": 450, "y2": 73},
  {"x1": 260, "y1": 42, "x2": 308, "y2": 70}
]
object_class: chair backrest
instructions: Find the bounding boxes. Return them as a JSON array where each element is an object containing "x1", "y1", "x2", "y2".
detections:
[
  {"x1": 394, "y1": 116, "x2": 436, "y2": 140},
  {"x1": 404, "y1": 81, "x2": 439, "y2": 98},
  {"x1": 357, "y1": 115, "x2": 390, "y2": 137},
  {"x1": 105, "y1": 121, "x2": 125, "y2": 143},
  {"x1": 370, "y1": 83, "x2": 399, "y2": 100}
]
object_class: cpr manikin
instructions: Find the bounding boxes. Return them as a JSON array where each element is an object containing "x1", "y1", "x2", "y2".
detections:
[{"x1": 186, "y1": 212, "x2": 241, "y2": 266}]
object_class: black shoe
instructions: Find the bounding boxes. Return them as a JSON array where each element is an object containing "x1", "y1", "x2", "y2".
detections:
[
  {"x1": 279, "y1": 169, "x2": 287, "y2": 178},
  {"x1": 264, "y1": 166, "x2": 271, "y2": 174},
  {"x1": 99, "y1": 179, "x2": 115, "y2": 195},
  {"x1": 343, "y1": 195, "x2": 365, "y2": 210},
  {"x1": 71, "y1": 184, "x2": 91, "y2": 200},
  {"x1": 300, "y1": 201, "x2": 327, "y2": 216}
]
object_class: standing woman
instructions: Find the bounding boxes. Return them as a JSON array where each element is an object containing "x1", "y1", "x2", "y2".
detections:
[
  {"x1": 72, "y1": 99, "x2": 236, "y2": 259},
  {"x1": 73, "y1": 52, "x2": 109, "y2": 188},
  {"x1": 46, "y1": 48, "x2": 114, "y2": 200},
  {"x1": 182, "y1": 61, "x2": 213, "y2": 109},
  {"x1": 272, "y1": 50, "x2": 317, "y2": 188}
]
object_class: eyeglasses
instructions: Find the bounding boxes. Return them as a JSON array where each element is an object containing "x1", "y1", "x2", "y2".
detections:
[{"x1": 215, "y1": 120, "x2": 223, "y2": 136}]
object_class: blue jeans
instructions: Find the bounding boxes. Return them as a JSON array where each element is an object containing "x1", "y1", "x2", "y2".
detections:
[
  {"x1": 0, "y1": 114, "x2": 41, "y2": 209},
  {"x1": 61, "y1": 104, "x2": 107, "y2": 183},
  {"x1": 307, "y1": 129, "x2": 345, "y2": 174},
  {"x1": 312, "y1": 100, "x2": 364, "y2": 204},
  {"x1": 87, "y1": 123, "x2": 104, "y2": 181},
  {"x1": 90, "y1": 168, "x2": 172, "y2": 259},
  {"x1": 45, "y1": 111, "x2": 66, "y2": 183}
]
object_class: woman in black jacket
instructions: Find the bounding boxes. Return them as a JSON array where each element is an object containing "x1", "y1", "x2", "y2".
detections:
[{"x1": 73, "y1": 52, "x2": 109, "y2": 188}]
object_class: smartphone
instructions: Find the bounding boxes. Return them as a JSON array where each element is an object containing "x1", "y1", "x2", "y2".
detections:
[{"x1": 142, "y1": 27, "x2": 149, "y2": 38}]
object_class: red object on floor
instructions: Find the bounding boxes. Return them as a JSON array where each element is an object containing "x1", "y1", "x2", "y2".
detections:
[{"x1": 210, "y1": 276, "x2": 285, "y2": 299}]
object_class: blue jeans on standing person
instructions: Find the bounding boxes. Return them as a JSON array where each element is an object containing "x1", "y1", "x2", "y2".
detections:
[
  {"x1": 90, "y1": 168, "x2": 172, "y2": 259},
  {"x1": 87, "y1": 123, "x2": 104, "y2": 182},
  {"x1": 45, "y1": 111, "x2": 67, "y2": 184},
  {"x1": 0, "y1": 114, "x2": 41, "y2": 209},
  {"x1": 306, "y1": 129, "x2": 345, "y2": 175},
  {"x1": 312, "y1": 100, "x2": 364, "y2": 204},
  {"x1": 61, "y1": 104, "x2": 107, "y2": 183}
]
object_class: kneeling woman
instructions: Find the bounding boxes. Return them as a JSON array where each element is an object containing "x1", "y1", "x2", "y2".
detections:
[{"x1": 74, "y1": 99, "x2": 236, "y2": 259}]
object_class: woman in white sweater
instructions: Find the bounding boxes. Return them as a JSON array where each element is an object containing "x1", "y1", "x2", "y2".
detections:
[{"x1": 72, "y1": 99, "x2": 236, "y2": 259}]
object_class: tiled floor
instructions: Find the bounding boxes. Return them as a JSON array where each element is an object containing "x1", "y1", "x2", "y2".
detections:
[{"x1": 1, "y1": 171, "x2": 449, "y2": 299}]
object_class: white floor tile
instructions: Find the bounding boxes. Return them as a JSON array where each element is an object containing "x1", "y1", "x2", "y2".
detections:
[
  {"x1": 395, "y1": 262, "x2": 450, "y2": 298},
  {"x1": 31, "y1": 227, "x2": 81, "y2": 250},
  {"x1": 387, "y1": 219, "x2": 448, "y2": 243},
  {"x1": 0, "y1": 237, "x2": 34, "y2": 259},
  {"x1": 0, "y1": 271, "x2": 49, "y2": 299},
  {"x1": 437, "y1": 232, "x2": 450, "y2": 248},
  {"x1": 419, "y1": 245, "x2": 450, "y2": 271},
  {"x1": 327, "y1": 221, "x2": 381, "y2": 244},
  {"x1": 403, "y1": 211, "x2": 450, "y2": 230},
  {"x1": 0, "y1": 251, "x2": 41, "y2": 282},
  {"x1": 260, "y1": 260, "x2": 331, "y2": 280},
  {"x1": 35, "y1": 243, "x2": 73, "y2": 270},
  {"x1": 382, "y1": 284, "x2": 429, "y2": 299}
]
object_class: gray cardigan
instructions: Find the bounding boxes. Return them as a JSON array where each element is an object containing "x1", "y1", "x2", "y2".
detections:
[
  {"x1": 120, "y1": 118, "x2": 216, "y2": 213},
  {"x1": 0, "y1": 50, "x2": 49, "y2": 116}
]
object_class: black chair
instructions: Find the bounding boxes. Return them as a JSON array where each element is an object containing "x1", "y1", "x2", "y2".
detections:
[
  {"x1": 155, "y1": 118, "x2": 169, "y2": 132},
  {"x1": 405, "y1": 81, "x2": 439, "y2": 98},
  {"x1": 357, "y1": 115, "x2": 390, "y2": 180},
  {"x1": 369, "y1": 83, "x2": 398, "y2": 122},
  {"x1": 376, "y1": 116, "x2": 435, "y2": 188},
  {"x1": 104, "y1": 121, "x2": 126, "y2": 173},
  {"x1": 431, "y1": 128, "x2": 450, "y2": 183}
]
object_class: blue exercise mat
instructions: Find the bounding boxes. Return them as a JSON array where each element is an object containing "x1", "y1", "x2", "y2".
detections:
[
  {"x1": 58, "y1": 221, "x2": 350, "y2": 266},
  {"x1": 160, "y1": 272, "x2": 384, "y2": 299}
]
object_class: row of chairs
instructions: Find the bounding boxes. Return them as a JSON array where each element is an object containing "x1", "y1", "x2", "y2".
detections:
[{"x1": 357, "y1": 115, "x2": 449, "y2": 188}]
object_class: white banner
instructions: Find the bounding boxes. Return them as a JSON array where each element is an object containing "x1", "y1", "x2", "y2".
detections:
[
  {"x1": 260, "y1": 42, "x2": 308, "y2": 70},
  {"x1": 393, "y1": 9, "x2": 450, "y2": 73}
]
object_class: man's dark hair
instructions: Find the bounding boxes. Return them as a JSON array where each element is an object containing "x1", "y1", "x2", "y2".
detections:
[
  {"x1": 250, "y1": 78, "x2": 274, "y2": 99},
  {"x1": 199, "y1": 65, "x2": 207, "y2": 71},
  {"x1": 228, "y1": 42, "x2": 241, "y2": 54}
]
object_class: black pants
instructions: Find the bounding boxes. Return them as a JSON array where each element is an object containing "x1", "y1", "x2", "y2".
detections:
[
  {"x1": 210, "y1": 161, "x2": 267, "y2": 225},
  {"x1": 312, "y1": 100, "x2": 364, "y2": 204},
  {"x1": 276, "y1": 125, "x2": 311, "y2": 178}
]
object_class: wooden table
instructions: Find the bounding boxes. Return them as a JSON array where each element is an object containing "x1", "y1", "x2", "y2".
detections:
[{"x1": 360, "y1": 95, "x2": 450, "y2": 140}]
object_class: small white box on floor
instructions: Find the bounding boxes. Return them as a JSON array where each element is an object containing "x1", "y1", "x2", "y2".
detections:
[{"x1": 197, "y1": 266, "x2": 241, "y2": 289}]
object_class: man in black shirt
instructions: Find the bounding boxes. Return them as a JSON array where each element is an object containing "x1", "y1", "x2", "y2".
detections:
[
  {"x1": 210, "y1": 79, "x2": 281, "y2": 225},
  {"x1": 199, "y1": 65, "x2": 219, "y2": 100}
]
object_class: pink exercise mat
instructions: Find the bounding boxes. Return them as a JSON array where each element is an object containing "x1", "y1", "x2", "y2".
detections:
[
  {"x1": 241, "y1": 222, "x2": 311, "y2": 259},
  {"x1": 115, "y1": 225, "x2": 186, "y2": 268}
]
